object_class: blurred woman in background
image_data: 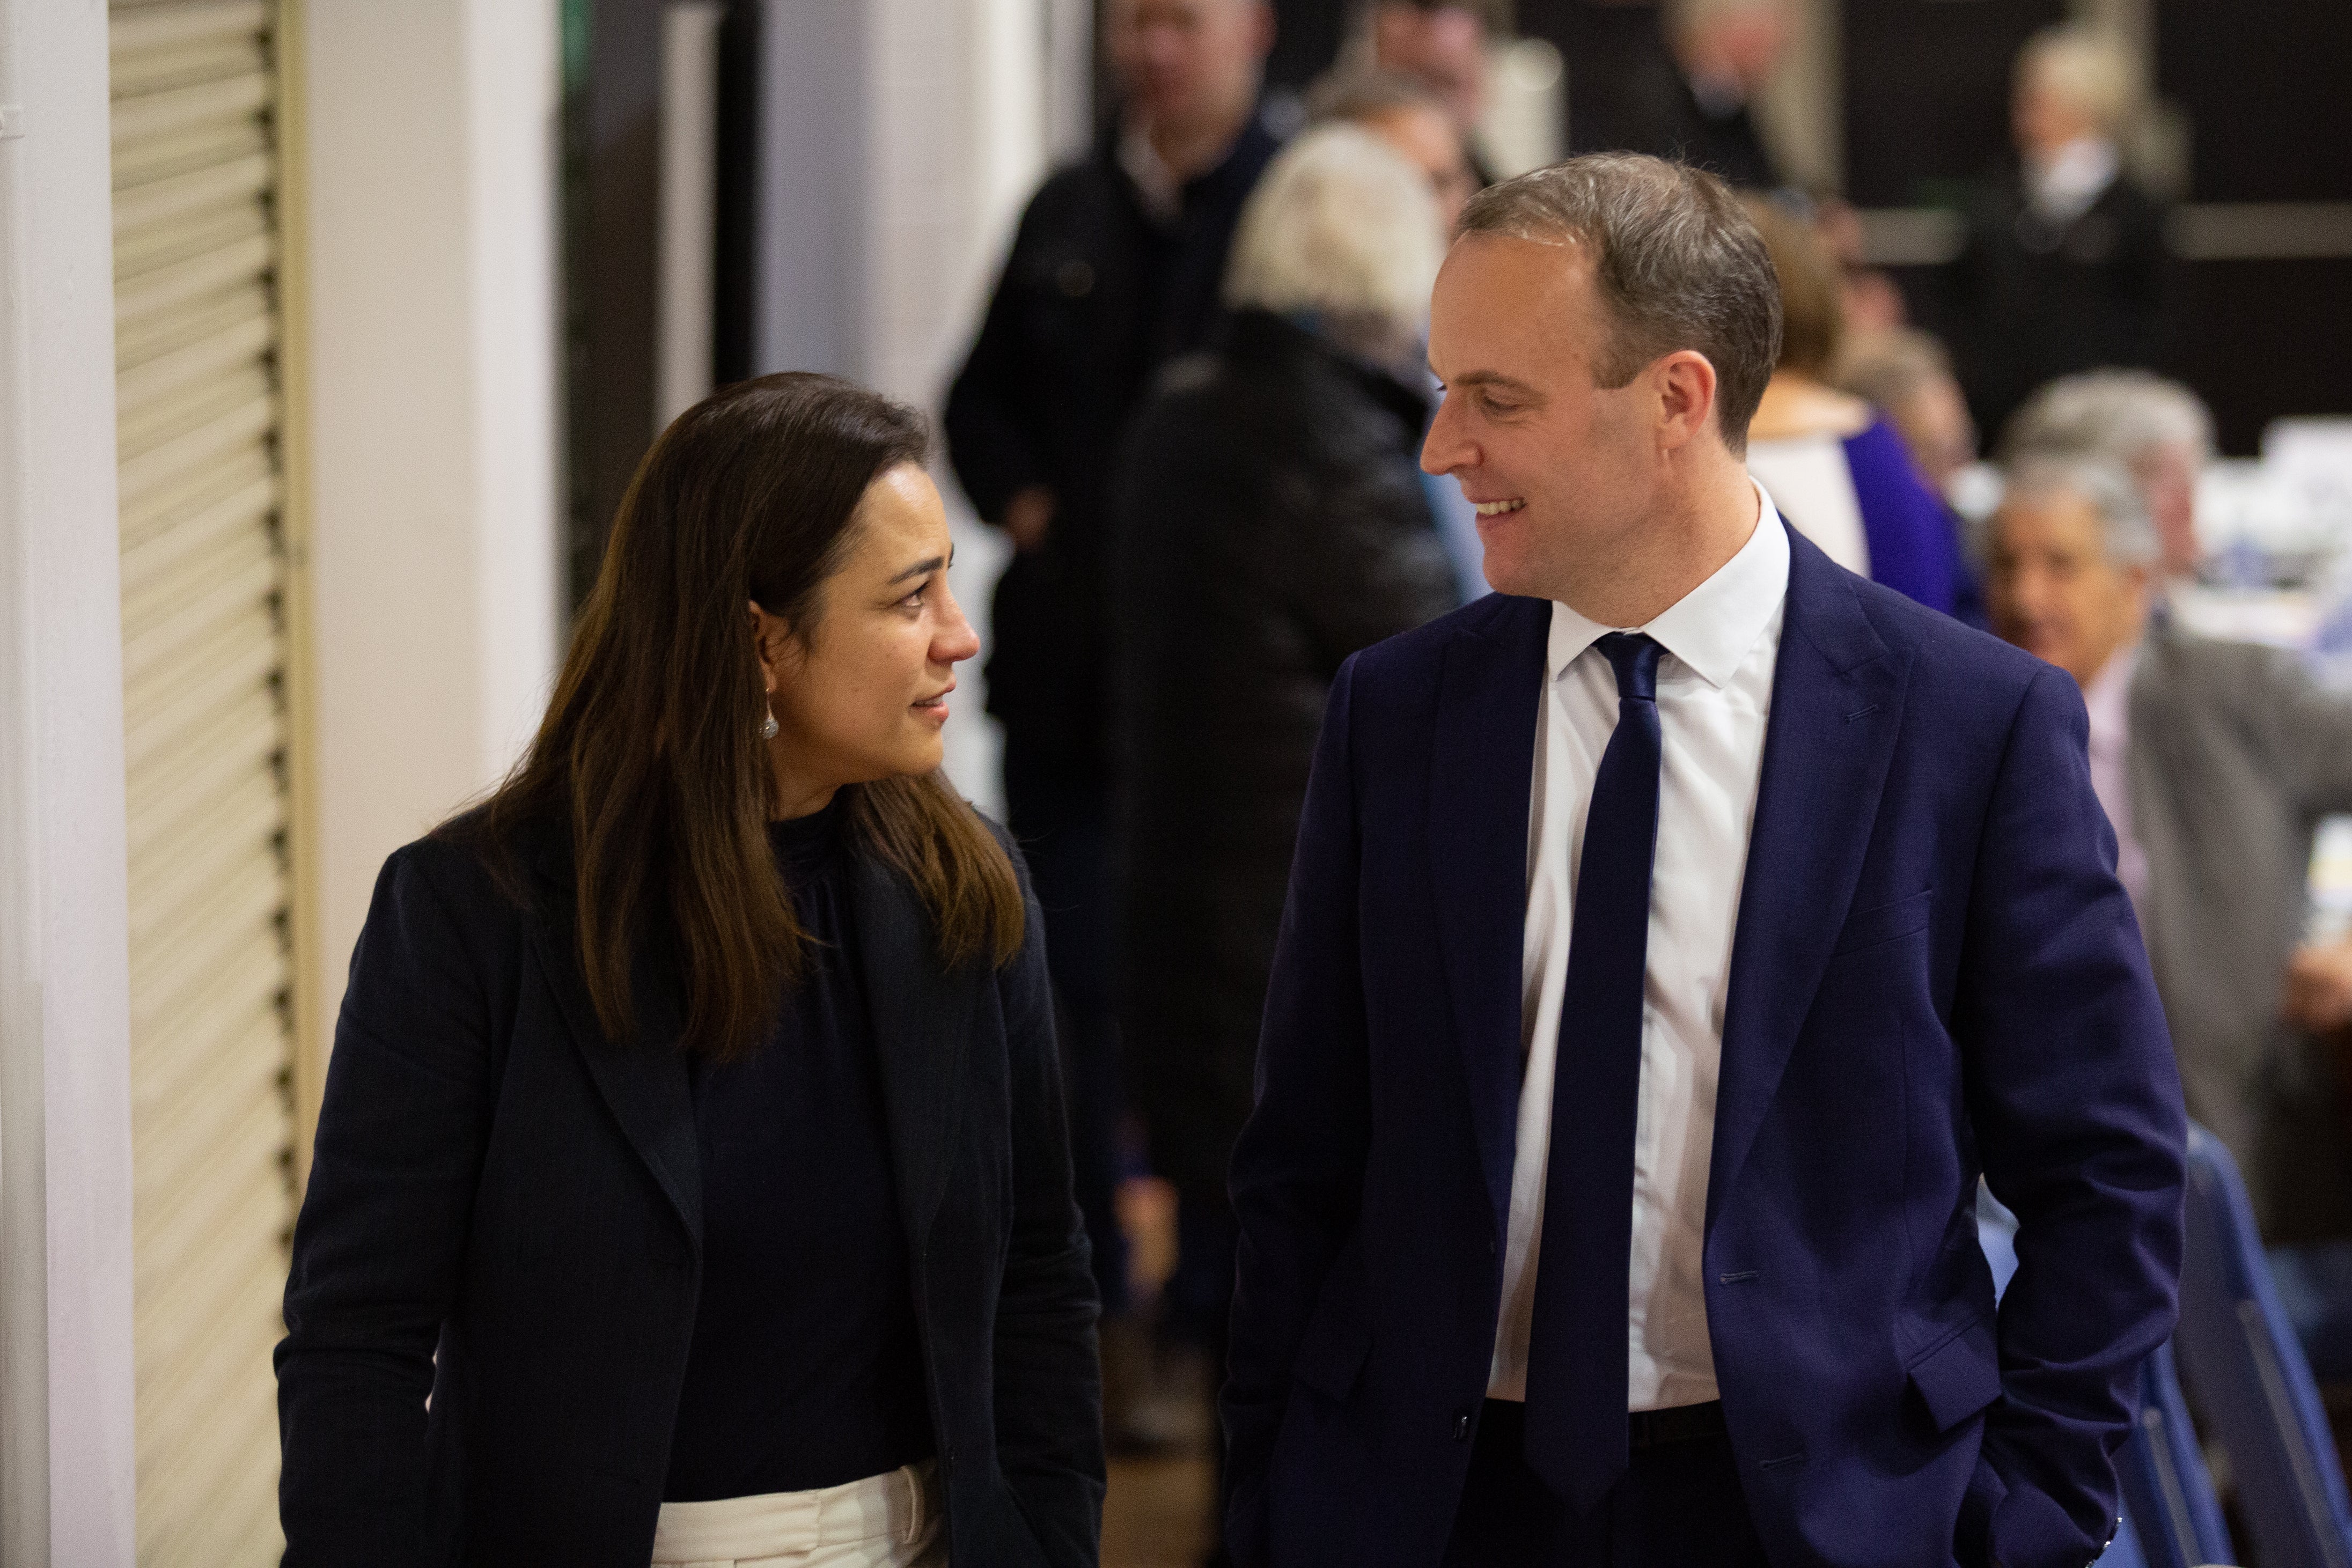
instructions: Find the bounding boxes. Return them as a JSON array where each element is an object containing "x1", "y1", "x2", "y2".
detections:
[
  {"x1": 1108, "y1": 124, "x2": 1457, "y2": 1517},
  {"x1": 1741, "y1": 195, "x2": 1980, "y2": 619},
  {"x1": 278, "y1": 373, "x2": 1102, "y2": 1568}
]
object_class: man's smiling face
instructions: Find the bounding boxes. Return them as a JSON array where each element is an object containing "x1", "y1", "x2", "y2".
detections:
[{"x1": 1421, "y1": 231, "x2": 1663, "y2": 602}]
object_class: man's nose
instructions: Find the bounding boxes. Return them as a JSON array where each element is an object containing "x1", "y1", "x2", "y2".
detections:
[{"x1": 1422, "y1": 396, "x2": 1471, "y2": 476}]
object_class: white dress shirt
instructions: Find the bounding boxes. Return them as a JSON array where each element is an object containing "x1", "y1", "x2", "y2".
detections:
[
  {"x1": 2083, "y1": 642, "x2": 2149, "y2": 917},
  {"x1": 1487, "y1": 486, "x2": 1791, "y2": 1411},
  {"x1": 2025, "y1": 136, "x2": 2120, "y2": 228}
]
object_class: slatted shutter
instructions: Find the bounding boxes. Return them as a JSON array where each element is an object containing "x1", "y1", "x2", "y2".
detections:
[{"x1": 111, "y1": 1, "x2": 297, "y2": 1560}]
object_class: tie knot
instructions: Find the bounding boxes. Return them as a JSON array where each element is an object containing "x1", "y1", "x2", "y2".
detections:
[{"x1": 1596, "y1": 632, "x2": 1662, "y2": 703}]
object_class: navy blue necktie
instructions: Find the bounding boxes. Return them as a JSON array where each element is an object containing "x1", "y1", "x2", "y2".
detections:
[{"x1": 1523, "y1": 631, "x2": 1664, "y2": 1512}]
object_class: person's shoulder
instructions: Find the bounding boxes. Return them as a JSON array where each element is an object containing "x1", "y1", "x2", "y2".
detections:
[
  {"x1": 397, "y1": 804, "x2": 555, "y2": 927},
  {"x1": 1349, "y1": 592, "x2": 1541, "y2": 687},
  {"x1": 1843, "y1": 565, "x2": 2047, "y2": 696},
  {"x1": 1017, "y1": 154, "x2": 1128, "y2": 232},
  {"x1": 2152, "y1": 623, "x2": 2321, "y2": 708}
]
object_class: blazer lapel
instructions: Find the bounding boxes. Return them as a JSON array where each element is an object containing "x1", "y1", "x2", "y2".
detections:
[
  {"x1": 522, "y1": 839, "x2": 704, "y2": 1248},
  {"x1": 850, "y1": 855, "x2": 980, "y2": 1244},
  {"x1": 1430, "y1": 595, "x2": 1550, "y2": 1220},
  {"x1": 1708, "y1": 532, "x2": 1907, "y2": 1224}
]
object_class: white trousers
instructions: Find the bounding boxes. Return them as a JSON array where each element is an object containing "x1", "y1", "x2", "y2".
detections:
[{"x1": 650, "y1": 1460, "x2": 946, "y2": 1568}]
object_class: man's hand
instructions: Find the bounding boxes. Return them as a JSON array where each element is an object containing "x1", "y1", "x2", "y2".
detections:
[
  {"x1": 1003, "y1": 485, "x2": 1056, "y2": 553},
  {"x1": 2283, "y1": 934, "x2": 2352, "y2": 1033}
]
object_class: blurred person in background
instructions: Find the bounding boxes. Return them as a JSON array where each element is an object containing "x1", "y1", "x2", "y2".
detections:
[
  {"x1": 1366, "y1": 0, "x2": 1502, "y2": 186},
  {"x1": 1110, "y1": 128, "x2": 1458, "y2": 1544},
  {"x1": 1306, "y1": 66, "x2": 1478, "y2": 231},
  {"x1": 2000, "y1": 369, "x2": 2212, "y2": 585},
  {"x1": 1947, "y1": 24, "x2": 2170, "y2": 441},
  {"x1": 1741, "y1": 196, "x2": 1978, "y2": 618},
  {"x1": 279, "y1": 376, "x2": 1102, "y2": 1568},
  {"x1": 1597, "y1": 0, "x2": 1788, "y2": 188},
  {"x1": 1812, "y1": 197, "x2": 1908, "y2": 336},
  {"x1": 1308, "y1": 66, "x2": 1489, "y2": 599},
  {"x1": 944, "y1": 0, "x2": 1279, "y2": 1367},
  {"x1": 1837, "y1": 327, "x2": 1979, "y2": 499},
  {"x1": 1984, "y1": 454, "x2": 2352, "y2": 1241}
]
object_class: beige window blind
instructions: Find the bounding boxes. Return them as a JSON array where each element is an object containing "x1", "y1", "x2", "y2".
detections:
[{"x1": 111, "y1": 0, "x2": 298, "y2": 1559}]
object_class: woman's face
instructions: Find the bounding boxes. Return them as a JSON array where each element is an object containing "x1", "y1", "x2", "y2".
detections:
[{"x1": 755, "y1": 464, "x2": 979, "y2": 816}]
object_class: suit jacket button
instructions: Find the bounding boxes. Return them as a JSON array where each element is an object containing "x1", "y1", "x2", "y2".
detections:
[{"x1": 1454, "y1": 1412, "x2": 1472, "y2": 1442}]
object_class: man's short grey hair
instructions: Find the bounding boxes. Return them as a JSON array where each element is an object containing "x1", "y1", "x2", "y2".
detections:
[
  {"x1": 2002, "y1": 455, "x2": 2160, "y2": 568},
  {"x1": 1456, "y1": 152, "x2": 1782, "y2": 454},
  {"x1": 1224, "y1": 123, "x2": 1445, "y2": 360},
  {"x1": 2000, "y1": 370, "x2": 2214, "y2": 471},
  {"x1": 1305, "y1": 65, "x2": 1445, "y2": 127}
]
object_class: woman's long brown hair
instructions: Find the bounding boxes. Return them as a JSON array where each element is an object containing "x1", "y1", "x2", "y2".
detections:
[{"x1": 451, "y1": 372, "x2": 1024, "y2": 1059}]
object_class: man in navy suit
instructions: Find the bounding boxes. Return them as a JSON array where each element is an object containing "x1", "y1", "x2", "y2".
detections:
[{"x1": 1222, "y1": 153, "x2": 2185, "y2": 1568}]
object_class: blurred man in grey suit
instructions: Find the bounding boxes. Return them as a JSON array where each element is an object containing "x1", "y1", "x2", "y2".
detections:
[{"x1": 1986, "y1": 455, "x2": 2352, "y2": 1240}]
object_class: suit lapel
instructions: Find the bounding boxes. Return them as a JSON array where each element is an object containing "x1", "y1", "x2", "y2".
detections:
[
  {"x1": 1708, "y1": 532, "x2": 1907, "y2": 1225},
  {"x1": 1430, "y1": 595, "x2": 1550, "y2": 1220},
  {"x1": 525, "y1": 872, "x2": 704, "y2": 1249},
  {"x1": 850, "y1": 855, "x2": 979, "y2": 1245}
]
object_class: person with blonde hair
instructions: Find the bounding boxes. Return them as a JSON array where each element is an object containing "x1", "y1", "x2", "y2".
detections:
[
  {"x1": 1109, "y1": 129, "x2": 1458, "y2": 1548},
  {"x1": 1739, "y1": 196, "x2": 1978, "y2": 617},
  {"x1": 1946, "y1": 21, "x2": 2170, "y2": 436}
]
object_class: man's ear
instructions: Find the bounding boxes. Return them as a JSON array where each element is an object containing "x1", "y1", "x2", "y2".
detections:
[{"x1": 1654, "y1": 349, "x2": 1721, "y2": 453}]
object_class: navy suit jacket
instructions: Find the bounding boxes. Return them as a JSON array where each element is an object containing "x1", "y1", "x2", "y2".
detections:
[{"x1": 1223, "y1": 525, "x2": 2186, "y2": 1568}]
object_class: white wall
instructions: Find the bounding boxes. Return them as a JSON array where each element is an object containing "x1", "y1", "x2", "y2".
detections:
[
  {"x1": 0, "y1": 0, "x2": 140, "y2": 1560},
  {"x1": 864, "y1": 0, "x2": 1074, "y2": 818},
  {"x1": 302, "y1": 0, "x2": 562, "y2": 1028}
]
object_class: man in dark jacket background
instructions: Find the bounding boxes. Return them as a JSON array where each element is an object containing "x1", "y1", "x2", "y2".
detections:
[{"x1": 943, "y1": 0, "x2": 1282, "y2": 1378}]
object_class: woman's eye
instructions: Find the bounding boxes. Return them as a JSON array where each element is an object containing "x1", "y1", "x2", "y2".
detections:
[{"x1": 899, "y1": 586, "x2": 927, "y2": 610}]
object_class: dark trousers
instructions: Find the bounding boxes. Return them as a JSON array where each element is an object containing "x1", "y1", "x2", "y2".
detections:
[
  {"x1": 1443, "y1": 1401, "x2": 1770, "y2": 1568},
  {"x1": 1002, "y1": 733, "x2": 1128, "y2": 1314}
]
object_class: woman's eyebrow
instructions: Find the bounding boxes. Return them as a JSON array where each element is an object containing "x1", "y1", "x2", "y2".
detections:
[{"x1": 888, "y1": 554, "x2": 947, "y2": 585}]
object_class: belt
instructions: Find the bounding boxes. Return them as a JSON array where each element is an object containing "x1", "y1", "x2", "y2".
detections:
[{"x1": 1627, "y1": 1400, "x2": 1726, "y2": 1449}]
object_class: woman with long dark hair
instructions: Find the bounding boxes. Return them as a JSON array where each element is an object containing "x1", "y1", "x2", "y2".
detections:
[{"x1": 277, "y1": 373, "x2": 1103, "y2": 1567}]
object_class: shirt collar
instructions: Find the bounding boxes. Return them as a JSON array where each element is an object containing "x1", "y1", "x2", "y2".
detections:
[
  {"x1": 1547, "y1": 481, "x2": 1792, "y2": 689},
  {"x1": 2026, "y1": 136, "x2": 2119, "y2": 225},
  {"x1": 2083, "y1": 639, "x2": 2141, "y2": 750},
  {"x1": 1118, "y1": 120, "x2": 1183, "y2": 223}
]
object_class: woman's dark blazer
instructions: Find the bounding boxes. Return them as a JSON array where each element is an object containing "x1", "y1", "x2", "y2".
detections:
[{"x1": 276, "y1": 809, "x2": 1105, "y2": 1567}]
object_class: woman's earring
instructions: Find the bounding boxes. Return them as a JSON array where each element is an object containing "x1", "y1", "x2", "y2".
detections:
[{"x1": 759, "y1": 704, "x2": 780, "y2": 741}]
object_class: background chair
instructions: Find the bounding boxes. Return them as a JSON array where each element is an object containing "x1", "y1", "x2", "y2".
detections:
[{"x1": 2175, "y1": 1123, "x2": 2352, "y2": 1568}]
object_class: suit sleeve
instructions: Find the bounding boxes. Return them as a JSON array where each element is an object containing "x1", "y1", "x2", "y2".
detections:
[
  {"x1": 944, "y1": 195, "x2": 1053, "y2": 528},
  {"x1": 276, "y1": 844, "x2": 502, "y2": 1565},
  {"x1": 1222, "y1": 657, "x2": 1377, "y2": 1568},
  {"x1": 1955, "y1": 665, "x2": 2188, "y2": 1568},
  {"x1": 990, "y1": 837, "x2": 1109, "y2": 1567},
  {"x1": 2239, "y1": 644, "x2": 2352, "y2": 818}
]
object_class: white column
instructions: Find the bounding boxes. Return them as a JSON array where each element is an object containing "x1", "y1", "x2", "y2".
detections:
[
  {"x1": 0, "y1": 0, "x2": 140, "y2": 1560},
  {"x1": 302, "y1": 0, "x2": 562, "y2": 1033}
]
